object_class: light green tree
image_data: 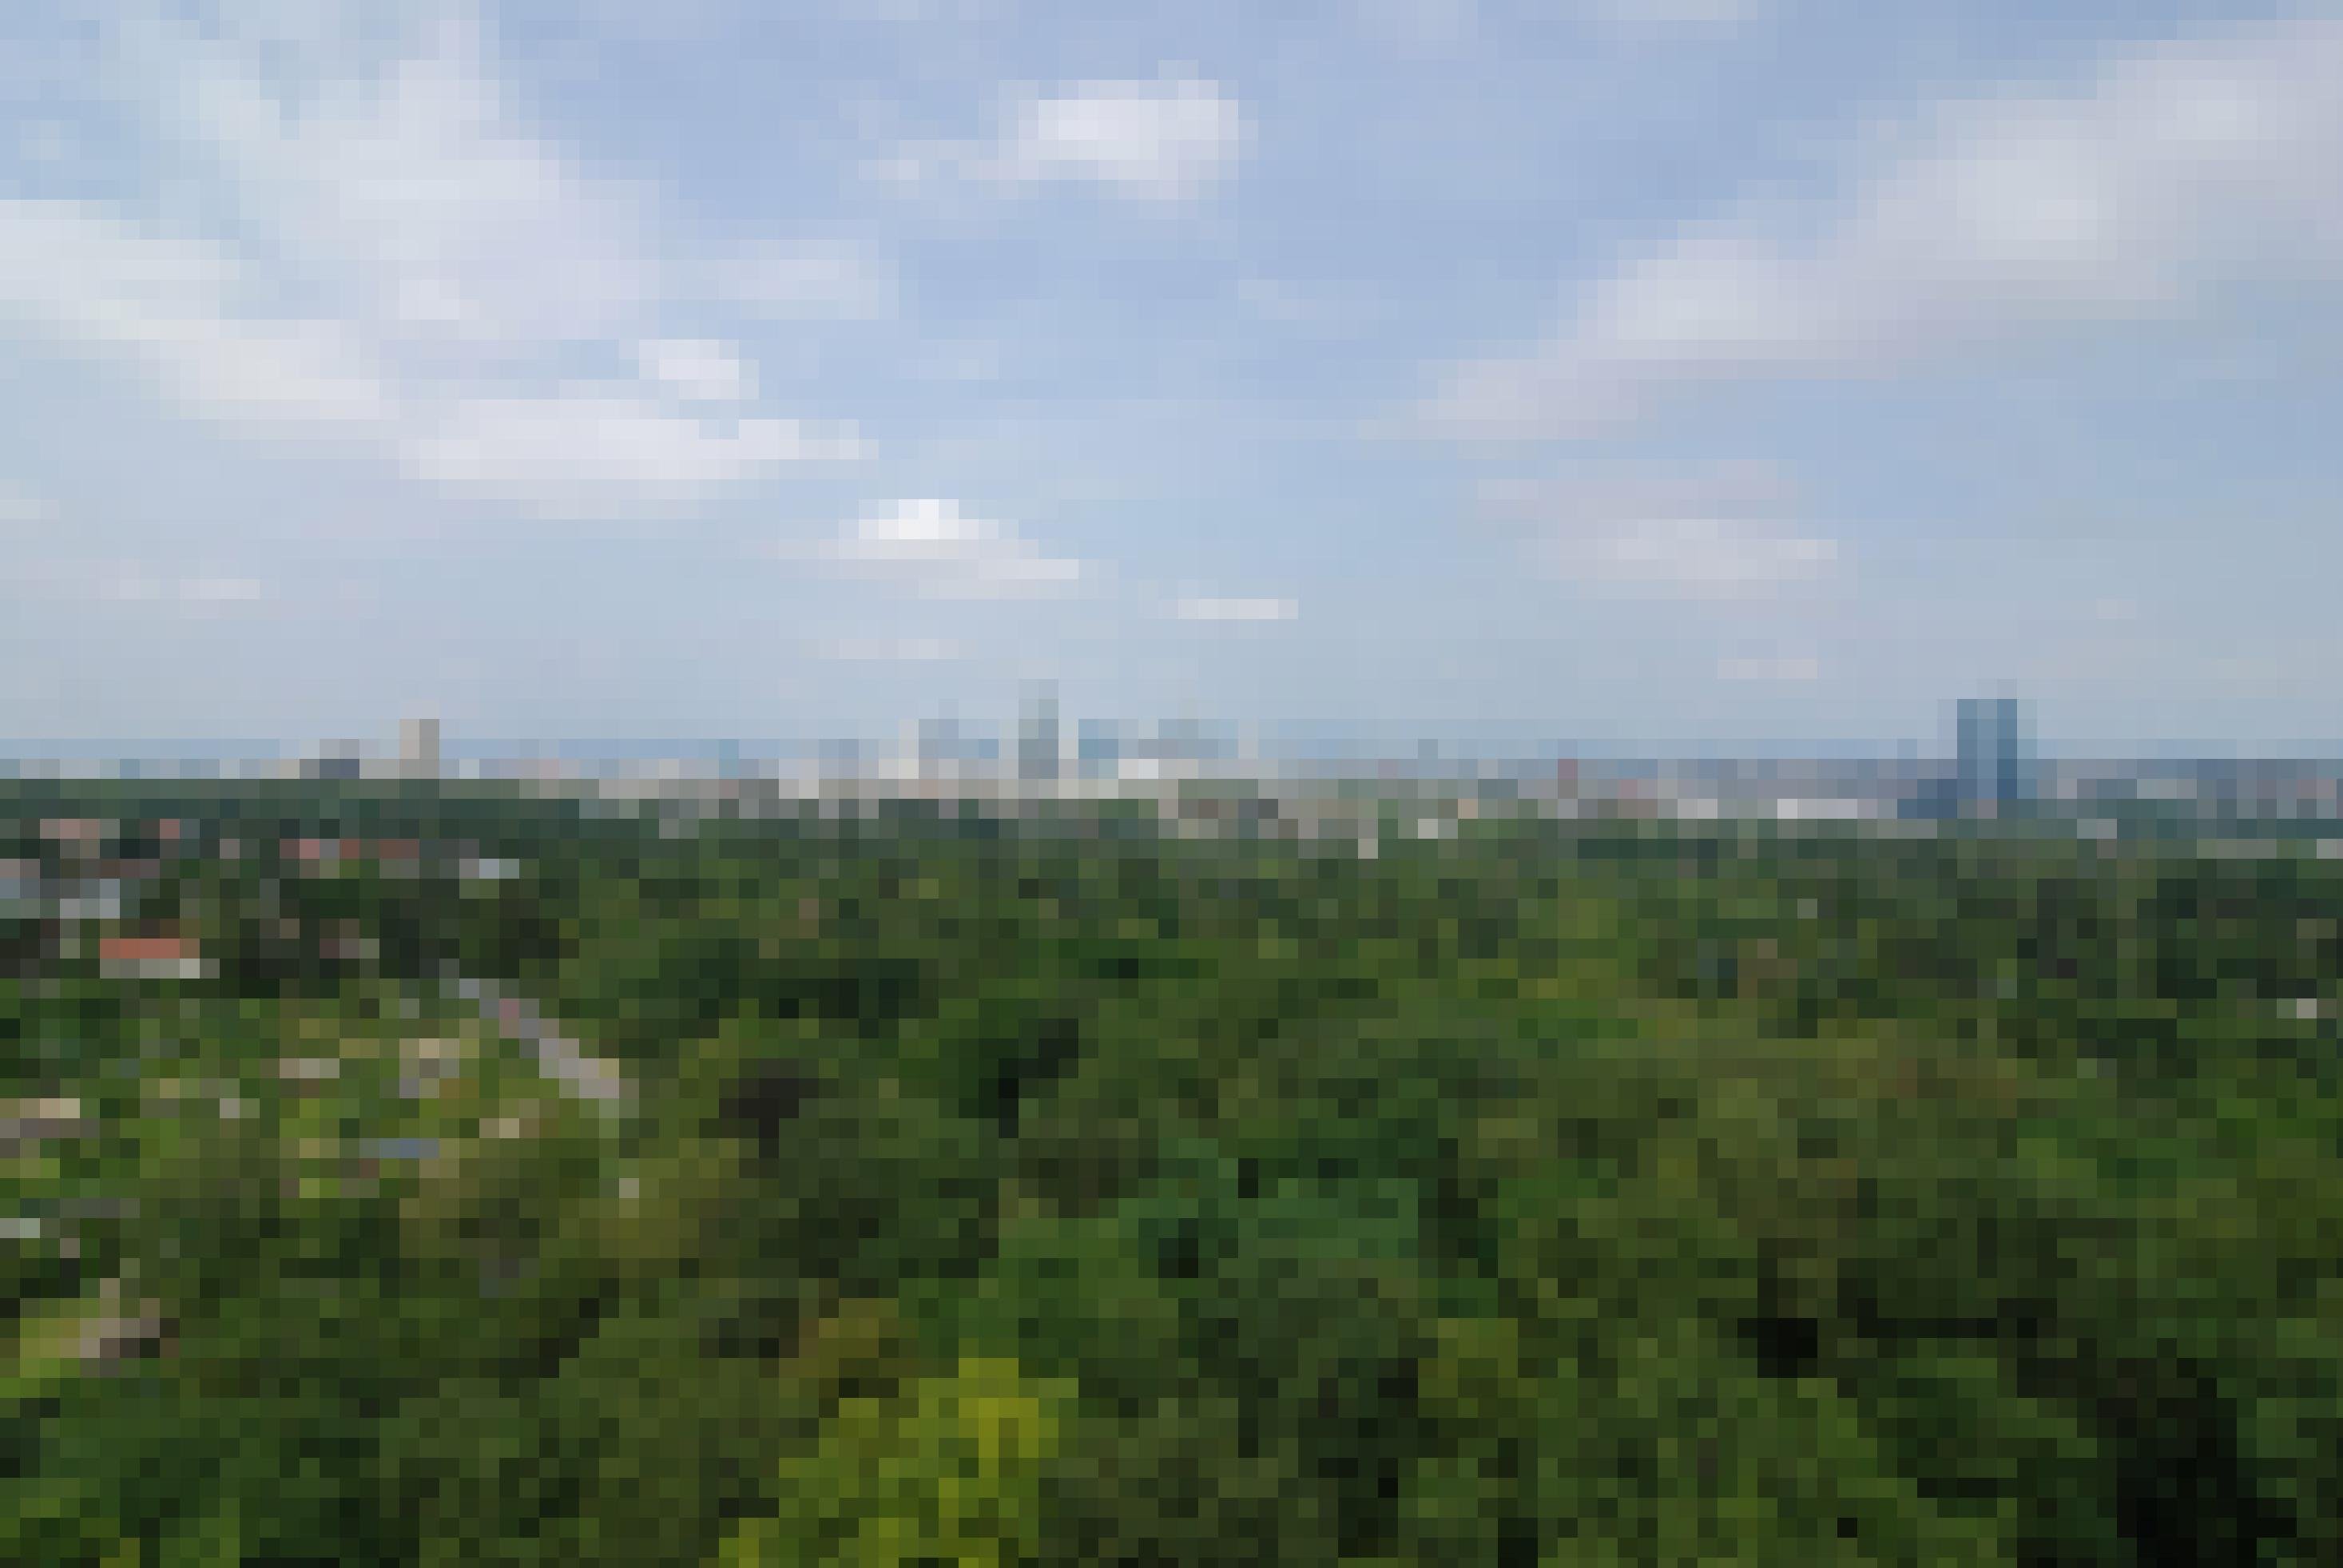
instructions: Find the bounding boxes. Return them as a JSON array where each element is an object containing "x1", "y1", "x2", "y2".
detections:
[{"x1": 718, "y1": 1355, "x2": 1073, "y2": 1568}]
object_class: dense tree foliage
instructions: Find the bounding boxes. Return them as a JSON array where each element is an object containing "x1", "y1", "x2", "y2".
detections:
[{"x1": 5, "y1": 780, "x2": 2341, "y2": 1562}]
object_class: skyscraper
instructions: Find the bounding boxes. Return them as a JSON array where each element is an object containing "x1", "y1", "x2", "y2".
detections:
[
  {"x1": 1018, "y1": 683, "x2": 1060, "y2": 784},
  {"x1": 1955, "y1": 695, "x2": 2025, "y2": 817},
  {"x1": 399, "y1": 715, "x2": 441, "y2": 778},
  {"x1": 1076, "y1": 718, "x2": 1121, "y2": 776}
]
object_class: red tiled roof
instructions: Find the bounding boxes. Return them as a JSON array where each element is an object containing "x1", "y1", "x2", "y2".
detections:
[{"x1": 99, "y1": 935, "x2": 198, "y2": 963}]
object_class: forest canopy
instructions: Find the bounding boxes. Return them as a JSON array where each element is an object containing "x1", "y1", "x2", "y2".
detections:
[{"x1": 5, "y1": 780, "x2": 2340, "y2": 1563}]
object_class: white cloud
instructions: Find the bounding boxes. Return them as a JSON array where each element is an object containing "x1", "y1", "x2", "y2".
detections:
[
  {"x1": 1423, "y1": 16, "x2": 2343, "y2": 439},
  {"x1": 1003, "y1": 74, "x2": 1245, "y2": 196},
  {"x1": 411, "y1": 394, "x2": 864, "y2": 517},
  {"x1": 1173, "y1": 595, "x2": 1300, "y2": 623},
  {"x1": 636, "y1": 337, "x2": 755, "y2": 404},
  {"x1": 1480, "y1": 462, "x2": 1827, "y2": 605},
  {"x1": 129, "y1": 6, "x2": 660, "y2": 353},
  {"x1": 1491, "y1": 462, "x2": 1839, "y2": 600},
  {"x1": 819, "y1": 498, "x2": 1086, "y2": 599},
  {"x1": 0, "y1": 5, "x2": 860, "y2": 515},
  {"x1": 0, "y1": 200, "x2": 395, "y2": 435},
  {"x1": 874, "y1": 72, "x2": 1247, "y2": 201},
  {"x1": 1718, "y1": 653, "x2": 1821, "y2": 683}
]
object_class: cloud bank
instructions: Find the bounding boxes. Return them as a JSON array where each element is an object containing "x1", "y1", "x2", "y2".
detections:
[
  {"x1": 0, "y1": 4, "x2": 864, "y2": 517},
  {"x1": 1424, "y1": 17, "x2": 2343, "y2": 440}
]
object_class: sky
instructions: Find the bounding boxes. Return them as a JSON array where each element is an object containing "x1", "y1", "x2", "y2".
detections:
[{"x1": 4, "y1": 0, "x2": 2343, "y2": 752}]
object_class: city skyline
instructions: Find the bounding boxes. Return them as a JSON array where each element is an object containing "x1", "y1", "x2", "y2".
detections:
[{"x1": 18, "y1": 693, "x2": 2343, "y2": 769}]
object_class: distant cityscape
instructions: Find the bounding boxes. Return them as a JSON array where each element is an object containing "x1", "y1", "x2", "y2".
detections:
[{"x1": 11, "y1": 690, "x2": 2343, "y2": 842}]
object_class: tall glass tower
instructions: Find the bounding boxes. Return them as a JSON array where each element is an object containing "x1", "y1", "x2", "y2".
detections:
[{"x1": 1955, "y1": 695, "x2": 2025, "y2": 816}]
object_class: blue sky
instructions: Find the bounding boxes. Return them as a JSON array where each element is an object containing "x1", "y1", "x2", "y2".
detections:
[{"x1": 4, "y1": 0, "x2": 2341, "y2": 752}]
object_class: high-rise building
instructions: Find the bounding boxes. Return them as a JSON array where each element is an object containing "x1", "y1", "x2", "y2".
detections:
[
  {"x1": 1018, "y1": 684, "x2": 1060, "y2": 783},
  {"x1": 399, "y1": 715, "x2": 441, "y2": 778},
  {"x1": 918, "y1": 711, "x2": 967, "y2": 775},
  {"x1": 1955, "y1": 695, "x2": 2025, "y2": 816},
  {"x1": 1076, "y1": 718, "x2": 1120, "y2": 774}
]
